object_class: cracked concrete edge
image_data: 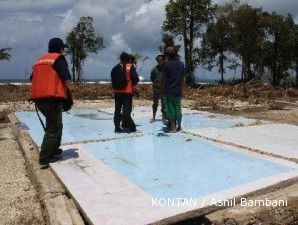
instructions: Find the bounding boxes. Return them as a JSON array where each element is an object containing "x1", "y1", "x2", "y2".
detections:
[
  {"x1": 8, "y1": 113, "x2": 86, "y2": 225},
  {"x1": 152, "y1": 177, "x2": 298, "y2": 225},
  {"x1": 205, "y1": 181, "x2": 298, "y2": 224},
  {"x1": 61, "y1": 132, "x2": 143, "y2": 146}
]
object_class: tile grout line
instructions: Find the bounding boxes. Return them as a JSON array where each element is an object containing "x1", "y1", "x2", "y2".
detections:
[
  {"x1": 182, "y1": 130, "x2": 298, "y2": 164},
  {"x1": 61, "y1": 133, "x2": 143, "y2": 146}
]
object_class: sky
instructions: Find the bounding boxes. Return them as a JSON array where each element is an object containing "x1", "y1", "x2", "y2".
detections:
[{"x1": 0, "y1": 0, "x2": 297, "y2": 81}]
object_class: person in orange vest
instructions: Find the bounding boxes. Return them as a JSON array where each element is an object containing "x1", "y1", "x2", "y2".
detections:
[
  {"x1": 30, "y1": 38, "x2": 72, "y2": 169},
  {"x1": 111, "y1": 52, "x2": 139, "y2": 133}
]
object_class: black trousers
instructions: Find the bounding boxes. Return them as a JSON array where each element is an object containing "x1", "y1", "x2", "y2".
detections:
[
  {"x1": 152, "y1": 90, "x2": 165, "y2": 118},
  {"x1": 35, "y1": 99, "x2": 63, "y2": 164},
  {"x1": 114, "y1": 93, "x2": 136, "y2": 130}
]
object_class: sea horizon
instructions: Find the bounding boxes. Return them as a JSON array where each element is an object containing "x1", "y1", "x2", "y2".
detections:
[{"x1": 0, "y1": 77, "x2": 223, "y2": 85}]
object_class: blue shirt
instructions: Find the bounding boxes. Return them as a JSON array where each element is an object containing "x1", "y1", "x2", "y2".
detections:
[
  {"x1": 53, "y1": 55, "x2": 72, "y2": 81},
  {"x1": 163, "y1": 59, "x2": 185, "y2": 97}
]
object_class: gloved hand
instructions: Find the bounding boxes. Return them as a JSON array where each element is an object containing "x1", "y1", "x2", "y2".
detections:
[{"x1": 63, "y1": 89, "x2": 73, "y2": 112}]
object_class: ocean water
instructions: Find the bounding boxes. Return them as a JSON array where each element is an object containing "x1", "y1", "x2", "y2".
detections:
[
  {"x1": 0, "y1": 78, "x2": 219, "y2": 85},
  {"x1": 0, "y1": 78, "x2": 113, "y2": 84}
]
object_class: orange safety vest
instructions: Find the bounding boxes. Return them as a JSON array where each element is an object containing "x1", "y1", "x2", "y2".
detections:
[
  {"x1": 30, "y1": 53, "x2": 67, "y2": 100},
  {"x1": 115, "y1": 63, "x2": 133, "y2": 94}
]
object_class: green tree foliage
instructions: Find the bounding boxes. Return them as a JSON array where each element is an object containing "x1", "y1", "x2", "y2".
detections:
[
  {"x1": 0, "y1": 48, "x2": 12, "y2": 61},
  {"x1": 66, "y1": 16, "x2": 104, "y2": 82},
  {"x1": 262, "y1": 13, "x2": 296, "y2": 85},
  {"x1": 227, "y1": 2, "x2": 267, "y2": 81},
  {"x1": 198, "y1": 0, "x2": 297, "y2": 85},
  {"x1": 163, "y1": 0, "x2": 214, "y2": 85},
  {"x1": 198, "y1": 5, "x2": 238, "y2": 83}
]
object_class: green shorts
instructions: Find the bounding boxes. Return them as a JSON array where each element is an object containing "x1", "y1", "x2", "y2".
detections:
[{"x1": 164, "y1": 97, "x2": 182, "y2": 121}]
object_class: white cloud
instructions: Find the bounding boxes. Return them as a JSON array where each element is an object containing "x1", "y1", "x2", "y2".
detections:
[
  {"x1": 122, "y1": 0, "x2": 167, "y2": 51},
  {"x1": 0, "y1": 12, "x2": 49, "y2": 50},
  {"x1": 1, "y1": 0, "x2": 297, "y2": 79},
  {"x1": 0, "y1": 0, "x2": 75, "y2": 12},
  {"x1": 68, "y1": 0, "x2": 144, "y2": 47},
  {"x1": 22, "y1": 14, "x2": 42, "y2": 22},
  {"x1": 110, "y1": 33, "x2": 132, "y2": 54},
  {"x1": 214, "y1": 0, "x2": 298, "y2": 17},
  {"x1": 59, "y1": 10, "x2": 77, "y2": 33}
]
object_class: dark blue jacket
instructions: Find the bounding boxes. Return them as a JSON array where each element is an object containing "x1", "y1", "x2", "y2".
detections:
[{"x1": 163, "y1": 59, "x2": 185, "y2": 97}]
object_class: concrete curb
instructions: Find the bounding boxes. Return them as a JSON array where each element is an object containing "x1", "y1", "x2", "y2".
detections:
[{"x1": 9, "y1": 113, "x2": 86, "y2": 225}]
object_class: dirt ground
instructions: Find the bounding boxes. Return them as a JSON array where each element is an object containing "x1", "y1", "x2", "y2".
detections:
[
  {"x1": 0, "y1": 82, "x2": 297, "y2": 124},
  {"x1": 0, "y1": 126, "x2": 44, "y2": 225},
  {"x1": 195, "y1": 101, "x2": 298, "y2": 125},
  {"x1": 1, "y1": 97, "x2": 298, "y2": 125}
]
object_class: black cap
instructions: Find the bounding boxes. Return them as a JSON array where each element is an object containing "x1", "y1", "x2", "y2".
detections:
[
  {"x1": 120, "y1": 52, "x2": 131, "y2": 63},
  {"x1": 48, "y1": 38, "x2": 69, "y2": 53}
]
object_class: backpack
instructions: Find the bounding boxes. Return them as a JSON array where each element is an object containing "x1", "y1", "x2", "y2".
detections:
[{"x1": 111, "y1": 63, "x2": 128, "y2": 90}]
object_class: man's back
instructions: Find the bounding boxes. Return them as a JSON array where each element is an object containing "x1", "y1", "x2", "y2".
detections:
[{"x1": 163, "y1": 59, "x2": 185, "y2": 97}]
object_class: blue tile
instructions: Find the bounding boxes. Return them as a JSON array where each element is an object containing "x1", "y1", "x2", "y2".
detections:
[
  {"x1": 83, "y1": 133, "x2": 293, "y2": 199},
  {"x1": 15, "y1": 109, "x2": 131, "y2": 146},
  {"x1": 15, "y1": 109, "x2": 293, "y2": 199}
]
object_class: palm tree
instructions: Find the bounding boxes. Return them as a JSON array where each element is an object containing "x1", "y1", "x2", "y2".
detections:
[{"x1": 0, "y1": 48, "x2": 12, "y2": 61}]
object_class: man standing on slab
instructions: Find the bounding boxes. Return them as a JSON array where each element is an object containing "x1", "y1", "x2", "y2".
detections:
[
  {"x1": 30, "y1": 38, "x2": 72, "y2": 169},
  {"x1": 150, "y1": 55, "x2": 166, "y2": 123},
  {"x1": 111, "y1": 52, "x2": 139, "y2": 133},
  {"x1": 162, "y1": 47, "x2": 185, "y2": 132}
]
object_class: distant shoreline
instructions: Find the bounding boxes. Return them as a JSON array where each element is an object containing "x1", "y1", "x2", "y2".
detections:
[
  {"x1": 0, "y1": 79, "x2": 218, "y2": 85},
  {"x1": 0, "y1": 81, "x2": 152, "y2": 85}
]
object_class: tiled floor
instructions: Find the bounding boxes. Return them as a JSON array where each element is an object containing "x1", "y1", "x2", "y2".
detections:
[
  {"x1": 188, "y1": 124, "x2": 298, "y2": 160},
  {"x1": 15, "y1": 108, "x2": 298, "y2": 225},
  {"x1": 15, "y1": 108, "x2": 259, "y2": 145}
]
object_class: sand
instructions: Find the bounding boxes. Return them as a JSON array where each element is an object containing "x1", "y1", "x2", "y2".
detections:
[{"x1": 0, "y1": 127, "x2": 44, "y2": 225}]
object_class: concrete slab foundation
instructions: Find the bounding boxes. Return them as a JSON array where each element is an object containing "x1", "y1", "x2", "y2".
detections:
[
  {"x1": 15, "y1": 107, "x2": 298, "y2": 225},
  {"x1": 187, "y1": 124, "x2": 298, "y2": 161}
]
